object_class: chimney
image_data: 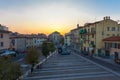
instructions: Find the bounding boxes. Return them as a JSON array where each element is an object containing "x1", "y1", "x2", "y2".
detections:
[
  {"x1": 103, "y1": 16, "x2": 110, "y2": 20},
  {"x1": 103, "y1": 17, "x2": 106, "y2": 20},
  {"x1": 108, "y1": 16, "x2": 110, "y2": 19},
  {"x1": 77, "y1": 24, "x2": 79, "y2": 28}
]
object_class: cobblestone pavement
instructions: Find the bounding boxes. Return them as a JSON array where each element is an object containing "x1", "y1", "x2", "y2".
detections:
[{"x1": 23, "y1": 53, "x2": 120, "y2": 80}]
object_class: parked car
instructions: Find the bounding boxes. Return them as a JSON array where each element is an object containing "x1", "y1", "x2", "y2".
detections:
[
  {"x1": 0, "y1": 50, "x2": 16, "y2": 57},
  {"x1": 61, "y1": 47, "x2": 71, "y2": 55},
  {"x1": 58, "y1": 47, "x2": 62, "y2": 54},
  {"x1": 114, "y1": 52, "x2": 120, "y2": 64}
]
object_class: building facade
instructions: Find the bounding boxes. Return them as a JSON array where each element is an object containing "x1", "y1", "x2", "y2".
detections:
[
  {"x1": 64, "y1": 32, "x2": 71, "y2": 46},
  {"x1": 70, "y1": 24, "x2": 83, "y2": 50},
  {"x1": 10, "y1": 36, "x2": 26, "y2": 52},
  {"x1": 0, "y1": 24, "x2": 10, "y2": 51},
  {"x1": 48, "y1": 31, "x2": 62, "y2": 46},
  {"x1": 0, "y1": 30, "x2": 10, "y2": 50},
  {"x1": 79, "y1": 16, "x2": 120, "y2": 55},
  {"x1": 102, "y1": 36, "x2": 120, "y2": 60}
]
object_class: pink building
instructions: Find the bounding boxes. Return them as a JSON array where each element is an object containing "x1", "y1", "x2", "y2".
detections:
[{"x1": 103, "y1": 36, "x2": 120, "y2": 63}]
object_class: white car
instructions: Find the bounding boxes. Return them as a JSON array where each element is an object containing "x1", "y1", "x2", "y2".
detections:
[{"x1": 0, "y1": 50, "x2": 16, "y2": 57}]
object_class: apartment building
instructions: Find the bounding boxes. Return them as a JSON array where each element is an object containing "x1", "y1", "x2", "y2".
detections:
[
  {"x1": 10, "y1": 36, "x2": 26, "y2": 52},
  {"x1": 26, "y1": 35, "x2": 47, "y2": 48},
  {"x1": 79, "y1": 16, "x2": 120, "y2": 56},
  {"x1": 0, "y1": 24, "x2": 10, "y2": 51},
  {"x1": 64, "y1": 32, "x2": 71, "y2": 46},
  {"x1": 0, "y1": 30, "x2": 10, "y2": 50},
  {"x1": 0, "y1": 24, "x2": 8, "y2": 31},
  {"x1": 70, "y1": 24, "x2": 83, "y2": 50},
  {"x1": 102, "y1": 36, "x2": 120, "y2": 61},
  {"x1": 48, "y1": 31, "x2": 62, "y2": 46}
]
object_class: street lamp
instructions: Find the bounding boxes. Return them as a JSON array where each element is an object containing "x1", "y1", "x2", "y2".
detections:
[{"x1": 80, "y1": 38, "x2": 83, "y2": 52}]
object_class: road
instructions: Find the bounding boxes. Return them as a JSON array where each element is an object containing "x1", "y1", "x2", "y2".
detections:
[{"x1": 23, "y1": 52, "x2": 120, "y2": 80}]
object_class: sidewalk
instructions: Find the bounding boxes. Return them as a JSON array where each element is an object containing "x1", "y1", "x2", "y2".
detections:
[
  {"x1": 93, "y1": 55, "x2": 120, "y2": 67},
  {"x1": 71, "y1": 47, "x2": 120, "y2": 68}
]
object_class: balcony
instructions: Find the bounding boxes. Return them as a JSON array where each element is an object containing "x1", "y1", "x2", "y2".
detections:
[{"x1": 79, "y1": 29, "x2": 87, "y2": 34}]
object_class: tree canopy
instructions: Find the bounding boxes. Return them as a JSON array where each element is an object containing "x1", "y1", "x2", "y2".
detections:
[
  {"x1": 41, "y1": 42, "x2": 55, "y2": 57},
  {"x1": 0, "y1": 58, "x2": 22, "y2": 80},
  {"x1": 25, "y1": 47, "x2": 40, "y2": 67}
]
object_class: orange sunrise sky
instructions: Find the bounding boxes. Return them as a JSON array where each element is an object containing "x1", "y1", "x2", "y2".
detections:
[{"x1": 0, "y1": 0, "x2": 120, "y2": 35}]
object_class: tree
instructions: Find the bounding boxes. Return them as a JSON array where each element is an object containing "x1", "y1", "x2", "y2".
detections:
[
  {"x1": 48, "y1": 42, "x2": 56, "y2": 52},
  {"x1": 59, "y1": 36, "x2": 64, "y2": 46},
  {"x1": 41, "y1": 42, "x2": 55, "y2": 58},
  {"x1": 25, "y1": 47, "x2": 40, "y2": 72},
  {"x1": 0, "y1": 58, "x2": 23, "y2": 80}
]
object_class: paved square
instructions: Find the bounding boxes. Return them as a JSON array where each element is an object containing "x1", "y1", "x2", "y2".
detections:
[{"x1": 23, "y1": 53, "x2": 120, "y2": 80}]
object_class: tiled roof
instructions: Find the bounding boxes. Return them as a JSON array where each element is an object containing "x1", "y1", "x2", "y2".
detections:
[{"x1": 103, "y1": 36, "x2": 120, "y2": 41}]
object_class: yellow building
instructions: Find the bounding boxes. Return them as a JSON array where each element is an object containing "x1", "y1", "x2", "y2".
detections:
[
  {"x1": 79, "y1": 16, "x2": 120, "y2": 55},
  {"x1": 0, "y1": 30, "x2": 10, "y2": 50}
]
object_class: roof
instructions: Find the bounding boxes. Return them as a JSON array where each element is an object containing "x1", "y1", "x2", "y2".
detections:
[
  {"x1": 71, "y1": 26, "x2": 83, "y2": 32},
  {"x1": 102, "y1": 36, "x2": 120, "y2": 41},
  {"x1": 0, "y1": 30, "x2": 11, "y2": 33},
  {"x1": 10, "y1": 35, "x2": 47, "y2": 39},
  {"x1": 84, "y1": 21, "x2": 101, "y2": 27}
]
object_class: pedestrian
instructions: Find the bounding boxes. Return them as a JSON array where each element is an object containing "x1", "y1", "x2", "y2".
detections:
[
  {"x1": 31, "y1": 67, "x2": 33, "y2": 73},
  {"x1": 89, "y1": 46, "x2": 93, "y2": 57}
]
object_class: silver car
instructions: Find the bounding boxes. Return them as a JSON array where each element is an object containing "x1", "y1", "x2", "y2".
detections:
[{"x1": 0, "y1": 50, "x2": 16, "y2": 57}]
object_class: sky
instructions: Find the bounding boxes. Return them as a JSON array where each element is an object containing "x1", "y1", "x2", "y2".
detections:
[{"x1": 0, "y1": 0, "x2": 120, "y2": 35}]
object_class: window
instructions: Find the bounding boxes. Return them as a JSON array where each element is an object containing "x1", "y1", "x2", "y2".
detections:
[
  {"x1": 0, "y1": 42, "x2": 3, "y2": 47},
  {"x1": 107, "y1": 34, "x2": 110, "y2": 36},
  {"x1": 11, "y1": 39, "x2": 15, "y2": 46},
  {"x1": 107, "y1": 27, "x2": 110, "y2": 31},
  {"x1": 34, "y1": 40, "x2": 36, "y2": 43},
  {"x1": 112, "y1": 43, "x2": 117, "y2": 48},
  {"x1": 117, "y1": 34, "x2": 119, "y2": 36},
  {"x1": 91, "y1": 41, "x2": 94, "y2": 45},
  {"x1": 118, "y1": 43, "x2": 120, "y2": 49},
  {"x1": 112, "y1": 34, "x2": 115, "y2": 36},
  {"x1": 0, "y1": 34, "x2": 3, "y2": 38},
  {"x1": 118, "y1": 26, "x2": 119, "y2": 31},
  {"x1": 91, "y1": 28, "x2": 95, "y2": 33},
  {"x1": 112, "y1": 27, "x2": 115, "y2": 31},
  {"x1": 102, "y1": 32, "x2": 104, "y2": 35},
  {"x1": 105, "y1": 42, "x2": 109, "y2": 49},
  {"x1": 92, "y1": 34, "x2": 94, "y2": 38},
  {"x1": 115, "y1": 43, "x2": 117, "y2": 48}
]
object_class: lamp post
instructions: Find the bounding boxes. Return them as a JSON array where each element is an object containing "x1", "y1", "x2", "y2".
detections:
[{"x1": 80, "y1": 38, "x2": 83, "y2": 52}]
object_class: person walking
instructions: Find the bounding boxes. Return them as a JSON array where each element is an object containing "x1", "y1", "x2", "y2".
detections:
[
  {"x1": 31, "y1": 67, "x2": 33, "y2": 73},
  {"x1": 89, "y1": 46, "x2": 94, "y2": 57}
]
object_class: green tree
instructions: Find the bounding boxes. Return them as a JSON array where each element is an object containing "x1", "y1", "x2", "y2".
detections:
[
  {"x1": 0, "y1": 58, "x2": 23, "y2": 80},
  {"x1": 25, "y1": 47, "x2": 40, "y2": 69},
  {"x1": 41, "y1": 42, "x2": 55, "y2": 58},
  {"x1": 60, "y1": 37, "x2": 64, "y2": 46},
  {"x1": 49, "y1": 42, "x2": 56, "y2": 52}
]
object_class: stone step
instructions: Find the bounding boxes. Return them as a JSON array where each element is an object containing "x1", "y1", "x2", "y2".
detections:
[{"x1": 24, "y1": 71, "x2": 112, "y2": 80}]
